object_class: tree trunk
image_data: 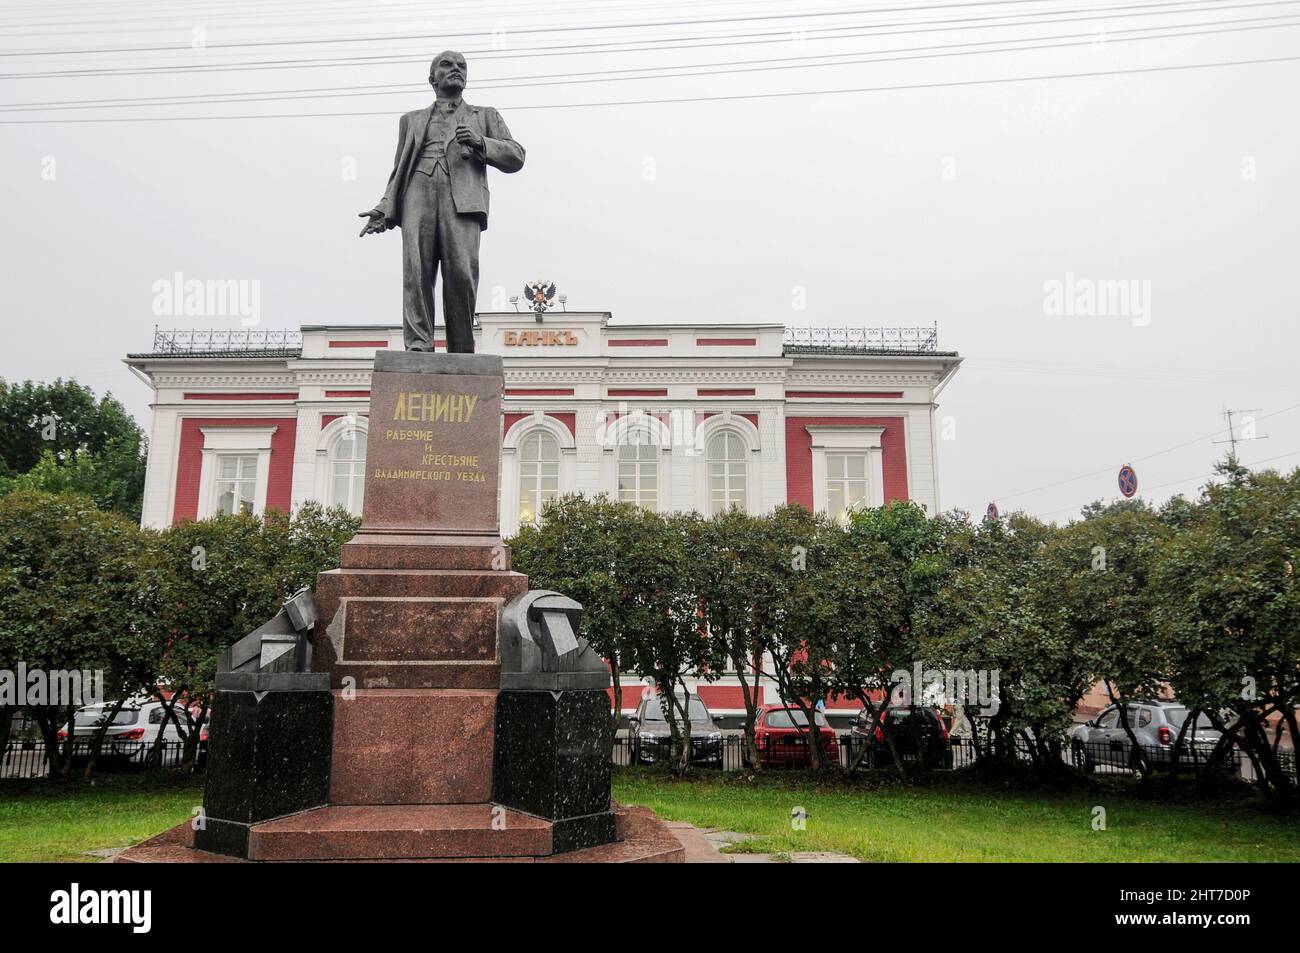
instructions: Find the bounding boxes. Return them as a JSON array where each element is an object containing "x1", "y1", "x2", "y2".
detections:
[
  {"x1": 81, "y1": 697, "x2": 129, "y2": 782},
  {"x1": 608, "y1": 656, "x2": 623, "y2": 756},
  {"x1": 1106, "y1": 683, "x2": 1149, "y2": 781},
  {"x1": 182, "y1": 698, "x2": 209, "y2": 772},
  {"x1": 731, "y1": 654, "x2": 762, "y2": 771}
]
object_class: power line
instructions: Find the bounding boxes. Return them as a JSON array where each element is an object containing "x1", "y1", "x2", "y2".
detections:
[
  {"x1": 993, "y1": 400, "x2": 1300, "y2": 506},
  {"x1": 4, "y1": 0, "x2": 1284, "y2": 78},
  {"x1": 3, "y1": 50, "x2": 1295, "y2": 124},
  {"x1": 1031, "y1": 447, "x2": 1300, "y2": 519},
  {"x1": 1, "y1": 1, "x2": 1103, "y2": 57},
  {"x1": 5, "y1": 13, "x2": 1294, "y2": 112}
]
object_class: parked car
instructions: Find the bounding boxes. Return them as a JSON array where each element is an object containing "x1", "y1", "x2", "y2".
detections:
[
  {"x1": 853, "y1": 706, "x2": 952, "y2": 769},
  {"x1": 628, "y1": 693, "x2": 723, "y2": 766},
  {"x1": 1069, "y1": 701, "x2": 1224, "y2": 773},
  {"x1": 753, "y1": 704, "x2": 840, "y2": 768},
  {"x1": 57, "y1": 699, "x2": 190, "y2": 766}
]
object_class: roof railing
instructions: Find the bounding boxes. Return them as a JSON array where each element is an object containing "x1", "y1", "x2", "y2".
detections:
[
  {"x1": 782, "y1": 325, "x2": 938, "y2": 352},
  {"x1": 151, "y1": 327, "x2": 303, "y2": 354}
]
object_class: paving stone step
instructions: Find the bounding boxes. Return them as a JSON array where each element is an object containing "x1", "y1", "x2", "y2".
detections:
[{"x1": 247, "y1": 803, "x2": 552, "y2": 860}]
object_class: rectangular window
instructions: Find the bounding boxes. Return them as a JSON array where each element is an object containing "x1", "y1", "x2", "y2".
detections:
[
  {"x1": 825, "y1": 452, "x2": 867, "y2": 520},
  {"x1": 215, "y1": 454, "x2": 257, "y2": 515}
]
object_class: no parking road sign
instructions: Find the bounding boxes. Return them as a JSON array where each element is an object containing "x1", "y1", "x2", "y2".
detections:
[{"x1": 1118, "y1": 464, "x2": 1138, "y2": 498}]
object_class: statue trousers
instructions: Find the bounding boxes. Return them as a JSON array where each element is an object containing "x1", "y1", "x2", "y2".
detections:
[{"x1": 400, "y1": 164, "x2": 482, "y2": 353}]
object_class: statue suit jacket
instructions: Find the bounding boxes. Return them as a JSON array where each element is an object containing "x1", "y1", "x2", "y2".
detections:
[{"x1": 374, "y1": 100, "x2": 525, "y2": 231}]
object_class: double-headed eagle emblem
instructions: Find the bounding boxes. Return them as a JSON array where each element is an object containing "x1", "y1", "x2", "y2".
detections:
[{"x1": 523, "y1": 280, "x2": 557, "y2": 315}]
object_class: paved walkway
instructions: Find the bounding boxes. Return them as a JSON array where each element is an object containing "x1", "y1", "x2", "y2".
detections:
[{"x1": 668, "y1": 826, "x2": 861, "y2": 863}]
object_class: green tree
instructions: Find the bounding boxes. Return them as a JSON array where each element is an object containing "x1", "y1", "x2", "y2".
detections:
[
  {"x1": 507, "y1": 494, "x2": 645, "y2": 744},
  {"x1": 146, "y1": 503, "x2": 359, "y2": 769},
  {"x1": 0, "y1": 490, "x2": 158, "y2": 779},
  {"x1": 923, "y1": 512, "x2": 1075, "y2": 770},
  {"x1": 1040, "y1": 502, "x2": 1168, "y2": 778},
  {"x1": 755, "y1": 506, "x2": 849, "y2": 770},
  {"x1": 1152, "y1": 460, "x2": 1300, "y2": 802},
  {"x1": 0, "y1": 379, "x2": 146, "y2": 521},
  {"x1": 694, "y1": 508, "x2": 777, "y2": 770}
]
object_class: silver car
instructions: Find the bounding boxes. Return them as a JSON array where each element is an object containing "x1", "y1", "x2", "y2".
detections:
[{"x1": 1070, "y1": 701, "x2": 1223, "y2": 773}]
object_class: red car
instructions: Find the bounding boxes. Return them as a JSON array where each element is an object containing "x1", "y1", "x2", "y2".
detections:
[{"x1": 753, "y1": 704, "x2": 840, "y2": 768}]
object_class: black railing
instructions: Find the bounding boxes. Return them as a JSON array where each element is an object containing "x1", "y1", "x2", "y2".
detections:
[
  {"x1": 611, "y1": 733, "x2": 1293, "y2": 781},
  {"x1": 1, "y1": 740, "x2": 202, "y2": 778}
]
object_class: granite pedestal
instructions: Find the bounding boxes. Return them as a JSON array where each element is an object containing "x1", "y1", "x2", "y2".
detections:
[{"x1": 195, "y1": 673, "x2": 333, "y2": 858}]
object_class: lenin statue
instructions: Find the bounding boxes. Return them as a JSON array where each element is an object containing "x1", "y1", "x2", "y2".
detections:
[{"x1": 358, "y1": 51, "x2": 525, "y2": 352}]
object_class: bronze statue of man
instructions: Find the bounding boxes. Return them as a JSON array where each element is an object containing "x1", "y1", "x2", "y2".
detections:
[{"x1": 359, "y1": 51, "x2": 525, "y2": 352}]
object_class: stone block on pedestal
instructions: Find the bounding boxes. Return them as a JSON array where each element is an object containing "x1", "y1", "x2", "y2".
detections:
[
  {"x1": 195, "y1": 675, "x2": 333, "y2": 858},
  {"x1": 493, "y1": 689, "x2": 616, "y2": 852}
]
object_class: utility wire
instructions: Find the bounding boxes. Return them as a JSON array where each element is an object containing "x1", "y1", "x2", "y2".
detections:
[
  {"x1": 3, "y1": 50, "x2": 1296, "y2": 124},
  {"x1": 1031, "y1": 447, "x2": 1300, "y2": 519},
  {"x1": 993, "y1": 401, "x2": 1300, "y2": 506},
  {"x1": 5, "y1": 13, "x2": 1294, "y2": 112},
  {"x1": 5, "y1": 0, "x2": 1286, "y2": 77}
]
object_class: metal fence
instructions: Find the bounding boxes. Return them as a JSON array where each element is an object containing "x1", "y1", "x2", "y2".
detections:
[
  {"x1": 612, "y1": 732, "x2": 1296, "y2": 782},
  {"x1": 1, "y1": 740, "x2": 201, "y2": 779}
]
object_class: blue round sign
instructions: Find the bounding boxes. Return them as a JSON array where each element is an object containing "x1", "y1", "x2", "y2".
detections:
[{"x1": 1118, "y1": 464, "x2": 1138, "y2": 498}]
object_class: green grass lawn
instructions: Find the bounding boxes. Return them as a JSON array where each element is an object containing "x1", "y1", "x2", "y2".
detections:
[
  {"x1": 612, "y1": 770, "x2": 1300, "y2": 862},
  {"x1": 0, "y1": 774, "x2": 205, "y2": 863},
  {"x1": 3, "y1": 769, "x2": 1298, "y2": 863}
]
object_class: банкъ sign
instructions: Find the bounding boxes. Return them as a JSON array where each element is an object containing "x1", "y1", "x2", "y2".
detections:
[{"x1": 503, "y1": 329, "x2": 578, "y2": 347}]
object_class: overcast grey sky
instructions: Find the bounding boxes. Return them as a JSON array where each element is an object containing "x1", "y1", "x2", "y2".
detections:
[{"x1": 2, "y1": 0, "x2": 1297, "y2": 521}]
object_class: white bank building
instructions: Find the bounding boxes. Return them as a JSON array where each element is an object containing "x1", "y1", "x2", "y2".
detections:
[{"x1": 126, "y1": 311, "x2": 960, "y2": 722}]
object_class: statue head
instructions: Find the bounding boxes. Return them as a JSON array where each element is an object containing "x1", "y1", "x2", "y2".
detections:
[{"x1": 429, "y1": 50, "x2": 468, "y2": 97}]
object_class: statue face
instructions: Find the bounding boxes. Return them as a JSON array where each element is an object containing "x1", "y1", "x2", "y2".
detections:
[{"x1": 430, "y1": 51, "x2": 467, "y2": 95}]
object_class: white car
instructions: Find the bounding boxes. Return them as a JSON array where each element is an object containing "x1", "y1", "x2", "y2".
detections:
[{"x1": 59, "y1": 699, "x2": 192, "y2": 765}]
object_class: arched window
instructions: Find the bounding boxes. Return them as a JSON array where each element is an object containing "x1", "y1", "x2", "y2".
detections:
[
  {"x1": 617, "y1": 432, "x2": 659, "y2": 510},
  {"x1": 518, "y1": 430, "x2": 560, "y2": 525},
  {"x1": 707, "y1": 430, "x2": 747, "y2": 515},
  {"x1": 331, "y1": 429, "x2": 367, "y2": 515}
]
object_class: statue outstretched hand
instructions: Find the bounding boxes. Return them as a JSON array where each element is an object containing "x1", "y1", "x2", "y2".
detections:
[{"x1": 358, "y1": 209, "x2": 390, "y2": 237}]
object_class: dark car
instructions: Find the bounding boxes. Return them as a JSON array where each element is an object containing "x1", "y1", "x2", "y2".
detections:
[
  {"x1": 628, "y1": 693, "x2": 723, "y2": 767},
  {"x1": 852, "y1": 706, "x2": 952, "y2": 769}
]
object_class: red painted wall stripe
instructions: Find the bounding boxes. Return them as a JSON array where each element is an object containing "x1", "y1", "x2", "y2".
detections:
[
  {"x1": 503, "y1": 388, "x2": 575, "y2": 397},
  {"x1": 173, "y1": 417, "x2": 297, "y2": 523},
  {"x1": 324, "y1": 390, "x2": 370, "y2": 399},
  {"x1": 183, "y1": 392, "x2": 297, "y2": 401},
  {"x1": 608, "y1": 388, "x2": 668, "y2": 397},
  {"x1": 695, "y1": 684, "x2": 764, "y2": 710},
  {"x1": 784, "y1": 416, "x2": 909, "y2": 508},
  {"x1": 696, "y1": 338, "x2": 756, "y2": 346},
  {"x1": 607, "y1": 684, "x2": 647, "y2": 711},
  {"x1": 328, "y1": 340, "x2": 389, "y2": 348},
  {"x1": 608, "y1": 339, "x2": 668, "y2": 347},
  {"x1": 697, "y1": 388, "x2": 755, "y2": 397},
  {"x1": 786, "y1": 391, "x2": 903, "y2": 399},
  {"x1": 502, "y1": 411, "x2": 578, "y2": 439}
]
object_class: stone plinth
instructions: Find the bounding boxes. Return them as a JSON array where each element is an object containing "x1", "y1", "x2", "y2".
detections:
[
  {"x1": 493, "y1": 690, "x2": 617, "y2": 852},
  {"x1": 194, "y1": 680, "x2": 333, "y2": 858},
  {"x1": 342, "y1": 351, "x2": 505, "y2": 565}
]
